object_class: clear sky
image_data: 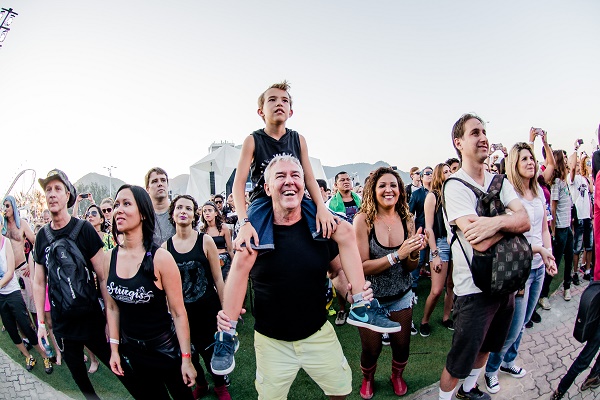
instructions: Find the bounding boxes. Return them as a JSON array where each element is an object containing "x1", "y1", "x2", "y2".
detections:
[{"x1": 1, "y1": 0, "x2": 598, "y2": 195}]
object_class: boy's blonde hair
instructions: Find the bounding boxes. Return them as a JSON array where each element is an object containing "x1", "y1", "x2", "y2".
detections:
[{"x1": 258, "y1": 80, "x2": 293, "y2": 109}]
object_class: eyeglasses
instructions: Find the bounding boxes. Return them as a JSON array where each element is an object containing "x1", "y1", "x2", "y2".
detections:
[
  {"x1": 423, "y1": 171, "x2": 433, "y2": 176},
  {"x1": 85, "y1": 210, "x2": 99, "y2": 217},
  {"x1": 102, "y1": 208, "x2": 112, "y2": 213},
  {"x1": 214, "y1": 200, "x2": 223, "y2": 204},
  {"x1": 3, "y1": 204, "x2": 10, "y2": 209}
]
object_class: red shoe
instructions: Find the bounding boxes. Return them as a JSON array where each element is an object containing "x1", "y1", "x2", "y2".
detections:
[
  {"x1": 360, "y1": 364, "x2": 376, "y2": 399},
  {"x1": 214, "y1": 384, "x2": 232, "y2": 400},
  {"x1": 391, "y1": 360, "x2": 408, "y2": 396}
]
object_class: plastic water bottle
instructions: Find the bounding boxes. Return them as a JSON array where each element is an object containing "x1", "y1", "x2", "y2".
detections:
[{"x1": 41, "y1": 337, "x2": 55, "y2": 358}]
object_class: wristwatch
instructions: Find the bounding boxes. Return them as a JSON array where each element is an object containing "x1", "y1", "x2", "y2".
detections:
[
  {"x1": 240, "y1": 218, "x2": 250, "y2": 227},
  {"x1": 431, "y1": 249, "x2": 440, "y2": 258}
]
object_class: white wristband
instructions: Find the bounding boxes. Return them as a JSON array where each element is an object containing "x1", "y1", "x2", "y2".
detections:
[
  {"x1": 387, "y1": 253, "x2": 395, "y2": 266},
  {"x1": 38, "y1": 322, "x2": 46, "y2": 329},
  {"x1": 109, "y1": 338, "x2": 120, "y2": 345}
]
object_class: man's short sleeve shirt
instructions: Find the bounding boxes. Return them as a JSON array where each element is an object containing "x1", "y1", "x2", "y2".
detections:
[{"x1": 443, "y1": 169, "x2": 519, "y2": 296}]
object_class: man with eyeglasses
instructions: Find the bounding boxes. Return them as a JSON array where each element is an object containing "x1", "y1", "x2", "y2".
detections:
[
  {"x1": 99, "y1": 198, "x2": 114, "y2": 232},
  {"x1": 3, "y1": 196, "x2": 37, "y2": 320},
  {"x1": 145, "y1": 167, "x2": 175, "y2": 246},
  {"x1": 213, "y1": 194, "x2": 225, "y2": 214}
]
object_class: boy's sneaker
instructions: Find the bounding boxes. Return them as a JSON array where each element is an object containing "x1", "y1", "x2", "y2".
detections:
[
  {"x1": 210, "y1": 332, "x2": 239, "y2": 375},
  {"x1": 335, "y1": 310, "x2": 348, "y2": 326},
  {"x1": 441, "y1": 319, "x2": 454, "y2": 330},
  {"x1": 573, "y1": 273, "x2": 581, "y2": 286},
  {"x1": 411, "y1": 321, "x2": 418, "y2": 335},
  {"x1": 581, "y1": 374, "x2": 600, "y2": 391},
  {"x1": 25, "y1": 355, "x2": 36, "y2": 371},
  {"x1": 43, "y1": 357, "x2": 53, "y2": 374},
  {"x1": 539, "y1": 297, "x2": 551, "y2": 310},
  {"x1": 382, "y1": 333, "x2": 390, "y2": 346},
  {"x1": 455, "y1": 384, "x2": 491, "y2": 399},
  {"x1": 499, "y1": 365, "x2": 526, "y2": 378},
  {"x1": 563, "y1": 289, "x2": 572, "y2": 301},
  {"x1": 484, "y1": 374, "x2": 500, "y2": 394},
  {"x1": 347, "y1": 299, "x2": 401, "y2": 333},
  {"x1": 419, "y1": 323, "x2": 431, "y2": 337}
]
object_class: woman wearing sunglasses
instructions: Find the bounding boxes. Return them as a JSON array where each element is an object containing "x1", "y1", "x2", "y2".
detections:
[
  {"x1": 85, "y1": 204, "x2": 115, "y2": 251},
  {"x1": 100, "y1": 198, "x2": 114, "y2": 233}
]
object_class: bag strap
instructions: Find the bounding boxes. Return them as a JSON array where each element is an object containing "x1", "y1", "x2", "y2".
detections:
[
  {"x1": 69, "y1": 219, "x2": 85, "y2": 242},
  {"x1": 442, "y1": 178, "x2": 474, "y2": 269},
  {"x1": 43, "y1": 223, "x2": 55, "y2": 244}
]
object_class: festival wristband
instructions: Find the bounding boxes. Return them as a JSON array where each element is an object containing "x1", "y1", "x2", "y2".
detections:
[
  {"x1": 38, "y1": 321, "x2": 46, "y2": 329},
  {"x1": 109, "y1": 338, "x2": 120, "y2": 345},
  {"x1": 387, "y1": 253, "x2": 395, "y2": 266},
  {"x1": 181, "y1": 352, "x2": 192, "y2": 359}
]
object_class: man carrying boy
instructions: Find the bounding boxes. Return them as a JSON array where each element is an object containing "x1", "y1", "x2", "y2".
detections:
[
  {"x1": 211, "y1": 81, "x2": 401, "y2": 376},
  {"x1": 439, "y1": 114, "x2": 530, "y2": 400}
]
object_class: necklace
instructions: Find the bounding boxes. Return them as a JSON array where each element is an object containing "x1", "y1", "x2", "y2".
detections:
[{"x1": 378, "y1": 215, "x2": 395, "y2": 232}]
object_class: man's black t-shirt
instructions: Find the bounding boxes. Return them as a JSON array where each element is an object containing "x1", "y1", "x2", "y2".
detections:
[
  {"x1": 250, "y1": 217, "x2": 338, "y2": 341},
  {"x1": 33, "y1": 217, "x2": 105, "y2": 340},
  {"x1": 343, "y1": 199, "x2": 359, "y2": 222}
]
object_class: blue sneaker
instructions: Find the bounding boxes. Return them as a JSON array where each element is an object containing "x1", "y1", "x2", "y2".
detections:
[
  {"x1": 210, "y1": 331, "x2": 239, "y2": 375},
  {"x1": 347, "y1": 299, "x2": 402, "y2": 333}
]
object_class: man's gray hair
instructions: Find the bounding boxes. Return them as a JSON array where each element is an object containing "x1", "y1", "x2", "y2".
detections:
[{"x1": 264, "y1": 154, "x2": 304, "y2": 182}]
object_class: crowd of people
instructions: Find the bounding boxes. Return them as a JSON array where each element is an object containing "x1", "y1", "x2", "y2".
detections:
[{"x1": 1, "y1": 81, "x2": 599, "y2": 400}]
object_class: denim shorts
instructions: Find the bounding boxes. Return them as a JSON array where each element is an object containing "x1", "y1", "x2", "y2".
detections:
[
  {"x1": 378, "y1": 290, "x2": 414, "y2": 313},
  {"x1": 431, "y1": 237, "x2": 451, "y2": 262},
  {"x1": 573, "y1": 218, "x2": 593, "y2": 254}
]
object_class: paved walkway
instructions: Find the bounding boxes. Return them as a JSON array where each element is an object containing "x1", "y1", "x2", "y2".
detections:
[
  {"x1": 0, "y1": 346, "x2": 73, "y2": 400},
  {"x1": 410, "y1": 283, "x2": 600, "y2": 400}
]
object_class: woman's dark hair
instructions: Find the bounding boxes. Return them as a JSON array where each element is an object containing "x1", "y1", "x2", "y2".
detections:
[
  {"x1": 168, "y1": 195, "x2": 200, "y2": 229},
  {"x1": 200, "y1": 201, "x2": 224, "y2": 233},
  {"x1": 86, "y1": 204, "x2": 107, "y2": 232},
  {"x1": 112, "y1": 185, "x2": 157, "y2": 280},
  {"x1": 552, "y1": 150, "x2": 567, "y2": 182}
]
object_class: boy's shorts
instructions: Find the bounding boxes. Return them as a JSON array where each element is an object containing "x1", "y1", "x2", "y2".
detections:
[
  {"x1": 573, "y1": 218, "x2": 593, "y2": 255},
  {"x1": 247, "y1": 195, "x2": 327, "y2": 252},
  {"x1": 445, "y1": 292, "x2": 515, "y2": 379},
  {"x1": 254, "y1": 321, "x2": 352, "y2": 399}
]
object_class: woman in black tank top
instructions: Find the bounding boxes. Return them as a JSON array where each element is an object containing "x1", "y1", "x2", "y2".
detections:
[
  {"x1": 164, "y1": 195, "x2": 230, "y2": 398},
  {"x1": 104, "y1": 185, "x2": 196, "y2": 400},
  {"x1": 421, "y1": 163, "x2": 455, "y2": 334},
  {"x1": 200, "y1": 201, "x2": 234, "y2": 280},
  {"x1": 354, "y1": 167, "x2": 426, "y2": 398}
]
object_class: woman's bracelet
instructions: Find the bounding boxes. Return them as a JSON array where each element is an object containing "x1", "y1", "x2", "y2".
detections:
[
  {"x1": 181, "y1": 352, "x2": 192, "y2": 359},
  {"x1": 408, "y1": 251, "x2": 419, "y2": 262},
  {"x1": 38, "y1": 321, "x2": 46, "y2": 329},
  {"x1": 387, "y1": 253, "x2": 395, "y2": 266},
  {"x1": 109, "y1": 338, "x2": 120, "y2": 345}
]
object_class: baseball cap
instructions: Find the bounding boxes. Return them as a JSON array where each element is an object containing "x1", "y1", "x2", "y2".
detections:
[{"x1": 38, "y1": 169, "x2": 77, "y2": 208}]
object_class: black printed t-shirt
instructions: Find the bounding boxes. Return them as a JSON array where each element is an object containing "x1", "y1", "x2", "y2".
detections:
[
  {"x1": 344, "y1": 199, "x2": 359, "y2": 222},
  {"x1": 33, "y1": 217, "x2": 105, "y2": 340},
  {"x1": 249, "y1": 128, "x2": 302, "y2": 202},
  {"x1": 250, "y1": 217, "x2": 338, "y2": 341}
]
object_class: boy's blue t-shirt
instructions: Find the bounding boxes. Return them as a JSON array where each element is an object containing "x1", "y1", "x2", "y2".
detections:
[{"x1": 249, "y1": 128, "x2": 302, "y2": 202}]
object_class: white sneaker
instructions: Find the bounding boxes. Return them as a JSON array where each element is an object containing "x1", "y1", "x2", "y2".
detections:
[
  {"x1": 564, "y1": 289, "x2": 572, "y2": 301},
  {"x1": 484, "y1": 373, "x2": 500, "y2": 393},
  {"x1": 539, "y1": 297, "x2": 551, "y2": 310}
]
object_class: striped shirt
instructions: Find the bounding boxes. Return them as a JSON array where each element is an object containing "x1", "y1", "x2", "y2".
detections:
[{"x1": 550, "y1": 178, "x2": 572, "y2": 228}]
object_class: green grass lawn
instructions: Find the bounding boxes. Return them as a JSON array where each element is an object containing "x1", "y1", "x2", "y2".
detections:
[{"x1": 0, "y1": 260, "x2": 568, "y2": 399}]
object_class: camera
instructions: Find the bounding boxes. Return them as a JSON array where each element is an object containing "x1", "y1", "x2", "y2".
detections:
[{"x1": 81, "y1": 193, "x2": 89, "y2": 199}]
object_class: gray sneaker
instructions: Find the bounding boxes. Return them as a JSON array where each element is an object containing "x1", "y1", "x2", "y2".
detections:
[
  {"x1": 210, "y1": 331, "x2": 239, "y2": 375},
  {"x1": 347, "y1": 299, "x2": 401, "y2": 333}
]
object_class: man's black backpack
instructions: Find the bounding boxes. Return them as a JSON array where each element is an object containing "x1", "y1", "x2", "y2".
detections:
[
  {"x1": 443, "y1": 174, "x2": 533, "y2": 296},
  {"x1": 44, "y1": 219, "x2": 97, "y2": 319}
]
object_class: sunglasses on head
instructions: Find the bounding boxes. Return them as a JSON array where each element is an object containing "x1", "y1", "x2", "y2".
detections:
[
  {"x1": 85, "y1": 210, "x2": 99, "y2": 218},
  {"x1": 102, "y1": 208, "x2": 112, "y2": 213}
]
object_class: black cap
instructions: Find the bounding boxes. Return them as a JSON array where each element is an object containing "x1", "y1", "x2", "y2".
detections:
[{"x1": 38, "y1": 169, "x2": 77, "y2": 208}]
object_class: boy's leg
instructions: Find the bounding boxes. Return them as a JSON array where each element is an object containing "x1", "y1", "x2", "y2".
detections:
[
  {"x1": 331, "y1": 221, "x2": 401, "y2": 333},
  {"x1": 211, "y1": 250, "x2": 257, "y2": 375}
]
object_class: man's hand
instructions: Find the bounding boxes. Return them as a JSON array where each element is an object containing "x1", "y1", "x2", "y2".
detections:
[
  {"x1": 462, "y1": 216, "x2": 498, "y2": 245},
  {"x1": 233, "y1": 224, "x2": 258, "y2": 254},
  {"x1": 316, "y1": 206, "x2": 338, "y2": 239}
]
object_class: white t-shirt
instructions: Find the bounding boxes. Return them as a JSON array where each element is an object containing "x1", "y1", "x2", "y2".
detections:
[
  {"x1": 443, "y1": 169, "x2": 519, "y2": 296},
  {"x1": 519, "y1": 187, "x2": 547, "y2": 270},
  {"x1": 569, "y1": 174, "x2": 591, "y2": 220}
]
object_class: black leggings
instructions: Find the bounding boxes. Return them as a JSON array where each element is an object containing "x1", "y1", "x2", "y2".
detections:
[
  {"x1": 359, "y1": 306, "x2": 413, "y2": 368},
  {"x1": 59, "y1": 327, "x2": 144, "y2": 400},
  {"x1": 186, "y1": 294, "x2": 226, "y2": 387},
  {"x1": 0, "y1": 291, "x2": 37, "y2": 345}
]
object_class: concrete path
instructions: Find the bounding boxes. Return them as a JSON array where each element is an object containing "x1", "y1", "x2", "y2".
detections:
[
  {"x1": 0, "y1": 346, "x2": 73, "y2": 400},
  {"x1": 410, "y1": 283, "x2": 600, "y2": 400}
]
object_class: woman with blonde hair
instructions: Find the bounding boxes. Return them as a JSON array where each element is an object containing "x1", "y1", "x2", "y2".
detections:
[
  {"x1": 354, "y1": 167, "x2": 426, "y2": 398},
  {"x1": 419, "y1": 163, "x2": 454, "y2": 337},
  {"x1": 483, "y1": 142, "x2": 557, "y2": 394}
]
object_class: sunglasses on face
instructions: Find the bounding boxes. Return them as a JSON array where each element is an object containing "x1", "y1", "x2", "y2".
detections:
[
  {"x1": 423, "y1": 171, "x2": 433, "y2": 176},
  {"x1": 85, "y1": 210, "x2": 99, "y2": 217},
  {"x1": 3, "y1": 204, "x2": 10, "y2": 209},
  {"x1": 102, "y1": 208, "x2": 112, "y2": 213},
  {"x1": 214, "y1": 200, "x2": 223, "y2": 204}
]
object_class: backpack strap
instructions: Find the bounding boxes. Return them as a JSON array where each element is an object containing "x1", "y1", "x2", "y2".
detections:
[
  {"x1": 43, "y1": 223, "x2": 55, "y2": 244},
  {"x1": 442, "y1": 177, "x2": 474, "y2": 268},
  {"x1": 69, "y1": 219, "x2": 86, "y2": 242}
]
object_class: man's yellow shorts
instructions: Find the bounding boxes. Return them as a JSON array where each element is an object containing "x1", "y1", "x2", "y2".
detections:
[{"x1": 254, "y1": 321, "x2": 352, "y2": 399}]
